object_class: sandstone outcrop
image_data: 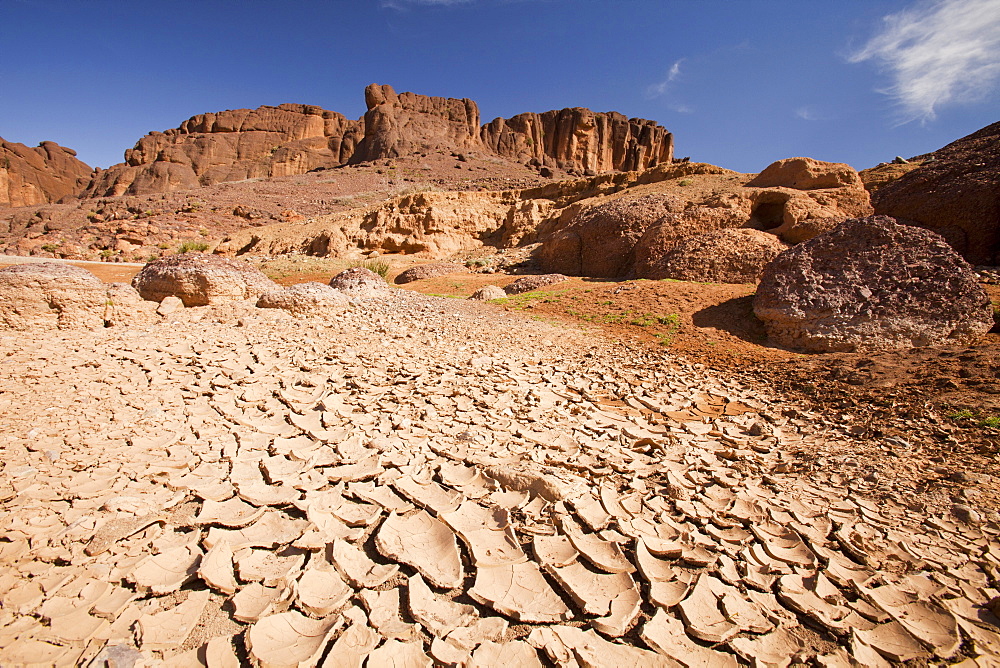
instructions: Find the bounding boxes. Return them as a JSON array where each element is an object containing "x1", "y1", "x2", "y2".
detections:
[
  {"x1": 871, "y1": 121, "x2": 1000, "y2": 265},
  {"x1": 482, "y1": 108, "x2": 673, "y2": 174},
  {"x1": 647, "y1": 229, "x2": 788, "y2": 283},
  {"x1": 394, "y1": 262, "x2": 468, "y2": 284},
  {"x1": 754, "y1": 216, "x2": 994, "y2": 352},
  {"x1": 257, "y1": 282, "x2": 350, "y2": 314},
  {"x1": 132, "y1": 254, "x2": 278, "y2": 306},
  {"x1": 1, "y1": 138, "x2": 92, "y2": 207},
  {"x1": 505, "y1": 274, "x2": 567, "y2": 295},
  {"x1": 85, "y1": 104, "x2": 364, "y2": 197},
  {"x1": 350, "y1": 84, "x2": 481, "y2": 163},
  {"x1": 328, "y1": 267, "x2": 387, "y2": 292},
  {"x1": 0, "y1": 263, "x2": 120, "y2": 330},
  {"x1": 745, "y1": 157, "x2": 862, "y2": 190},
  {"x1": 82, "y1": 85, "x2": 675, "y2": 198}
]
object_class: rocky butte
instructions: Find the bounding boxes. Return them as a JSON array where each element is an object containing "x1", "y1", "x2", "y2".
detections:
[
  {"x1": 83, "y1": 83, "x2": 674, "y2": 197},
  {"x1": 0, "y1": 137, "x2": 92, "y2": 207}
]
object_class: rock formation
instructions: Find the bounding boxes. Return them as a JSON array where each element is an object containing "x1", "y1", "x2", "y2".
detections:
[
  {"x1": 647, "y1": 229, "x2": 789, "y2": 284},
  {"x1": 0, "y1": 262, "x2": 136, "y2": 330},
  {"x1": 257, "y1": 282, "x2": 350, "y2": 314},
  {"x1": 469, "y1": 284, "x2": 506, "y2": 301},
  {"x1": 504, "y1": 274, "x2": 568, "y2": 295},
  {"x1": 482, "y1": 108, "x2": 673, "y2": 174},
  {"x1": 328, "y1": 267, "x2": 387, "y2": 292},
  {"x1": 394, "y1": 262, "x2": 469, "y2": 284},
  {"x1": 754, "y1": 216, "x2": 994, "y2": 352},
  {"x1": 131, "y1": 253, "x2": 278, "y2": 306},
  {"x1": 350, "y1": 84, "x2": 481, "y2": 163},
  {"x1": 871, "y1": 121, "x2": 1000, "y2": 265},
  {"x1": 85, "y1": 104, "x2": 364, "y2": 197},
  {"x1": 82, "y1": 84, "x2": 674, "y2": 197},
  {"x1": 0, "y1": 138, "x2": 92, "y2": 207}
]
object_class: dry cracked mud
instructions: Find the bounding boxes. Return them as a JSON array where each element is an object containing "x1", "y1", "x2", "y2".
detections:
[{"x1": 0, "y1": 287, "x2": 998, "y2": 666}]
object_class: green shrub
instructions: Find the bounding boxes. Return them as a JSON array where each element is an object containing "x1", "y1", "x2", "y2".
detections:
[{"x1": 177, "y1": 240, "x2": 210, "y2": 253}]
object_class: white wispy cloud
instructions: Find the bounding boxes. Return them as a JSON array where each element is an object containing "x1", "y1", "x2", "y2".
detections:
[
  {"x1": 849, "y1": 0, "x2": 1000, "y2": 122},
  {"x1": 794, "y1": 106, "x2": 831, "y2": 121},
  {"x1": 381, "y1": 0, "x2": 473, "y2": 9},
  {"x1": 645, "y1": 58, "x2": 685, "y2": 98}
]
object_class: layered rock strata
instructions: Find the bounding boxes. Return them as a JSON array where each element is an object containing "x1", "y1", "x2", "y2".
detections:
[
  {"x1": 0, "y1": 138, "x2": 92, "y2": 207},
  {"x1": 82, "y1": 84, "x2": 674, "y2": 197}
]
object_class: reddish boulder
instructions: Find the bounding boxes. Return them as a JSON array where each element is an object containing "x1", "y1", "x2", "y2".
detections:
[
  {"x1": 647, "y1": 229, "x2": 788, "y2": 283},
  {"x1": 504, "y1": 274, "x2": 567, "y2": 295},
  {"x1": 871, "y1": 121, "x2": 1000, "y2": 264},
  {"x1": 754, "y1": 216, "x2": 994, "y2": 352},
  {"x1": 746, "y1": 157, "x2": 863, "y2": 190},
  {"x1": 328, "y1": 267, "x2": 387, "y2": 292},
  {"x1": 1, "y1": 138, "x2": 92, "y2": 207},
  {"x1": 394, "y1": 262, "x2": 468, "y2": 284},
  {"x1": 132, "y1": 254, "x2": 277, "y2": 306}
]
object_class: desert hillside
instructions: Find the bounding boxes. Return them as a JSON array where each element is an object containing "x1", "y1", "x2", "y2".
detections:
[{"x1": 0, "y1": 85, "x2": 998, "y2": 667}]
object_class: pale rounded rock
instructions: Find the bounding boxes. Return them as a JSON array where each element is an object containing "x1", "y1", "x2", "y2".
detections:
[
  {"x1": 257, "y1": 282, "x2": 350, "y2": 315},
  {"x1": 644, "y1": 228, "x2": 788, "y2": 283},
  {"x1": 132, "y1": 253, "x2": 277, "y2": 307},
  {"x1": 328, "y1": 267, "x2": 387, "y2": 292},
  {"x1": 468, "y1": 285, "x2": 507, "y2": 301},
  {"x1": 0, "y1": 262, "x2": 107, "y2": 330}
]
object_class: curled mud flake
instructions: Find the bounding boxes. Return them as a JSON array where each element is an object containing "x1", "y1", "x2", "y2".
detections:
[
  {"x1": 469, "y1": 561, "x2": 572, "y2": 623},
  {"x1": 245, "y1": 610, "x2": 341, "y2": 668},
  {"x1": 375, "y1": 510, "x2": 463, "y2": 589}
]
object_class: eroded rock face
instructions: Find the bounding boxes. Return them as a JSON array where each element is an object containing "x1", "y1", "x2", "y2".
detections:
[
  {"x1": 257, "y1": 282, "x2": 350, "y2": 314},
  {"x1": 0, "y1": 263, "x2": 107, "y2": 330},
  {"x1": 85, "y1": 104, "x2": 364, "y2": 197},
  {"x1": 647, "y1": 229, "x2": 788, "y2": 284},
  {"x1": 132, "y1": 254, "x2": 278, "y2": 306},
  {"x1": 872, "y1": 121, "x2": 1000, "y2": 264},
  {"x1": 0, "y1": 138, "x2": 92, "y2": 207},
  {"x1": 394, "y1": 262, "x2": 468, "y2": 285},
  {"x1": 482, "y1": 108, "x2": 673, "y2": 174},
  {"x1": 351, "y1": 84, "x2": 481, "y2": 163},
  {"x1": 754, "y1": 216, "x2": 994, "y2": 352},
  {"x1": 329, "y1": 267, "x2": 387, "y2": 293},
  {"x1": 540, "y1": 194, "x2": 685, "y2": 278}
]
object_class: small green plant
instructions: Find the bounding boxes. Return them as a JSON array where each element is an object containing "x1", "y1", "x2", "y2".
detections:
[
  {"x1": 198, "y1": 228, "x2": 209, "y2": 237},
  {"x1": 177, "y1": 240, "x2": 210, "y2": 253},
  {"x1": 99, "y1": 249, "x2": 114, "y2": 259},
  {"x1": 158, "y1": 242, "x2": 170, "y2": 250},
  {"x1": 40, "y1": 242, "x2": 60, "y2": 255},
  {"x1": 678, "y1": 179, "x2": 693, "y2": 186},
  {"x1": 948, "y1": 409, "x2": 975, "y2": 420},
  {"x1": 983, "y1": 416, "x2": 1000, "y2": 429},
  {"x1": 465, "y1": 258, "x2": 490, "y2": 268},
  {"x1": 347, "y1": 258, "x2": 390, "y2": 279}
]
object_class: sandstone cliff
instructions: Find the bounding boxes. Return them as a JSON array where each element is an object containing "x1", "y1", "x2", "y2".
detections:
[
  {"x1": 84, "y1": 104, "x2": 363, "y2": 197},
  {"x1": 349, "y1": 84, "x2": 481, "y2": 162},
  {"x1": 0, "y1": 138, "x2": 92, "y2": 207},
  {"x1": 481, "y1": 108, "x2": 672, "y2": 174},
  {"x1": 83, "y1": 85, "x2": 675, "y2": 197}
]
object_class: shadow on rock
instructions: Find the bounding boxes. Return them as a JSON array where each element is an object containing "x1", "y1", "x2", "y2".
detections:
[{"x1": 692, "y1": 295, "x2": 769, "y2": 345}]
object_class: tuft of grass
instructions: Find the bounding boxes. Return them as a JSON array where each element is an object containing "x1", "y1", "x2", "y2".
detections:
[
  {"x1": 678, "y1": 179, "x2": 693, "y2": 186},
  {"x1": 348, "y1": 258, "x2": 390, "y2": 279},
  {"x1": 983, "y1": 416, "x2": 1000, "y2": 429},
  {"x1": 177, "y1": 240, "x2": 210, "y2": 253}
]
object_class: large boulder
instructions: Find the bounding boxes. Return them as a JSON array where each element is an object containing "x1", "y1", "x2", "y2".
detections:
[
  {"x1": 754, "y1": 216, "x2": 994, "y2": 352},
  {"x1": 0, "y1": 263, "x2": 106, "y2": 330},
  {"x1": 468, "y1": 285, "x2": 507, "y2": 301},
  {"x1": 745, "y1": 157, "x2": 863, "y2": 190},
  {"x1": 504, "y1": 274, "x2": 568, "y2": 295},
  {"x1": 539, "y1": 194, "x2": 686, "y2": 277},
  {"x1": 647, "y1": 229, "x2": 788, "y2": 283},
  {"x1": 871, "y1": 121, "x2": 1000, "y2": 265},
  {"x1": 328, "y1": 267, "x2": 387, "y2": 293},
  {"x1": 132, "y1": 254, "x2": 278, "y2": 306},
  {"x1": 257, "y1": 282, "x2": 350, "y2": 315},
  {"x1": 394, "y1": 262, "x2": 468, "y2": 284}
]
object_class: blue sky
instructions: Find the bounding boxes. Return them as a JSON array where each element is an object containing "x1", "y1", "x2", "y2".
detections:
[{"x1": 2, "y1": 0, "x2": 998, "y2": 173}]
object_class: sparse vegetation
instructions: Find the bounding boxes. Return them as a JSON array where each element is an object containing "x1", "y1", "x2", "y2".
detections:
[
  {"x1": 348, "y1": 258, "x2": 391, "y2": 279},
  {"x1": 678, "y1": 178, "x2": 693, "y2": 186},
  {"x1": 177, "y1": 240, "x2": 210, "y2": 253},
  {"x1": 40, "y1": 242, "x2": 60, "y2": 256}
]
